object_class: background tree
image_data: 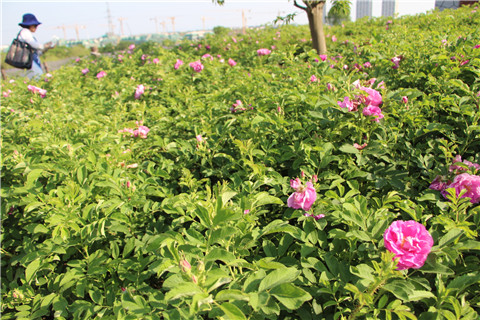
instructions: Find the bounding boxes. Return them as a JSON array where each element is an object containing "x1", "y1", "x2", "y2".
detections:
[
  {"x1": 327, "y1": 0, "x2": 351, "y2": 25},
  {"x1": 212, "y1": 0, "x2": 341, "y2": 55}
]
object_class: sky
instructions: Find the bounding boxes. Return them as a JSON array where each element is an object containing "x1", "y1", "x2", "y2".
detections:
[{"x1": 1, "y1": 0, "x2": 436, "y2": 47}]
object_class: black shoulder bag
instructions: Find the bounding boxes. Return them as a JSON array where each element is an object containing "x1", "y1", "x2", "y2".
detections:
[{"x1": 4, "y1": 31, "x2": 33, "y2": 69}]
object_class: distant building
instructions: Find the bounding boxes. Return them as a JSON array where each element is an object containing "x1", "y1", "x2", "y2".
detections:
[
  {"x1": 435, "y1": 0, "x2": 478, "y2": 10},
  {"x1": 382, "y1": 0, "x2": 397, "y2": 16},
  {"x1": 356, "y1": 0, "x2": 373, "y2": 19}
]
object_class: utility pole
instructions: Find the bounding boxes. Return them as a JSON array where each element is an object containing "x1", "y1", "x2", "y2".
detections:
[
  {"x1": 118, "y1": 17, "x2": 127, "y2": 36},
  {"x1": 150, "y1": 17, "x2": 159, "y2": 34}
]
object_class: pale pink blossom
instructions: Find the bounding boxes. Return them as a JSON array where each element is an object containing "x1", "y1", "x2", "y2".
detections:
[
  {"x1": 174, "y1": 59, "x2": 184, "y2": 70},
  {"x1": 134, "y1": 84, "x2": 145, "y2": 100},
  {"x1": 449, "y1": 155, "x2": 480, "y2": 173},
  {"x1": 27, "y1": 85, "x2": 47, "y2": 98},
  {"x1": 126, "y1": 163, "x2": 138, "y2": 169},
  {"x1": 152, "y1": 58, "x2": 159, "y2": 64},
  {"x1": 287, "y1": 178, "x2": 317, "y2": 211},
  {"x1": 257, "y1": 48, "x2": 271, "y2": 56},
  {"x1": 82, "y1": 68, "x2": 89, "y2": 75},
  {"x1": 384, "y1": 220, "x2": 433, "y2": 270},
  {"x1": 228, "y1": 58, "x2": 237, "y2": 66},
  {"x1": 353, "y1": 143, "x2": 368, "y2": 150},
  {"x1": 331, "y1": 35, "x2": 337, "y2": 42},
  {"x1": 196, "y1": 135, "x2": 204, "y2": 142},
  {"x1": 243, "y1": 209, "x2": 250, "y2": 214},
  {"x1": 304, "y1": 213, "x2": 325, "y2": 220},
  {"x1": 360, "y1": 87, "x2": 383, "y2": 107},
  {"x1": 310, "y1": 75, "x2": 318, "y2": 82}
]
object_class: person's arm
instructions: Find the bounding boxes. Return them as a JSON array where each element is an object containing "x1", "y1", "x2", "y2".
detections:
[{"x1": 19, "y1": 29, "x2": 45, "y2": 51}]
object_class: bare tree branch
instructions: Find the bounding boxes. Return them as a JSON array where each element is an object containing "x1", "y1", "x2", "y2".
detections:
[{"x1": 293, "y1": 0, "x2": 307, "y2": 11}]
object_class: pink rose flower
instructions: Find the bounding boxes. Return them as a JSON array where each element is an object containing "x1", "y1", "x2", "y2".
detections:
[
  {"x1": 429, "y1": 175, "x2": 449, "y2": 191},
  {"x1": 82, "y1": 68, "x2": 89, "y2": 75},
  {"x1": 134, "y1": 84, "x2": 145, "y2": 100},
  {"x1": 96, "y1": 71, "x2": 107, "y2": 79},
  {"x1": 287, "y1": 178, "x2": 317, "y2": 211},
  {"x1": 362, "y1": 105, "x2": 384, "y2": 122},
  {"x1": 189, "y1": 60, "x2": 204, "y2": 72},
  {"x1": 449, "y1": 155, "x2": 480, "y2": 173},
  {"x1": 174, "y1": 59, "x2": 184, "y2": 70},
  {"x1": 196, "y1": 135, "x2": 203, "y2": 142},
  {"x1": 310, "y1": 75, "x2": 318, "y2": 82},
  {"x1": 228, "y1": 58, "x2": 237, "y2": 66},
  {"x1": 319, "y1": 54, "x2": 327, "y2": 61},
  {"x1": 152, "y1": 58, "x2": 159, "y2": 64},
  {"x1": 338, "y1": 96, "x2": 357, "y2": 112},
  {"x1": 353, "y1": 142, "x2": 368, "y2": 150},
  {"x1": 135, "y1": 125, "x2": 150, "y2": 139},
  {"x1": 391, "y1": 56, "x2": 402, "y2": 69},
  {"x1": 443, "y1": 173, "x2": 480, "y2": 203},
  {"x1": 257, "y1": 48, "x2": 271, "y2": 56},
  {"x1": 384, "y1": 220, "x2": 433, "y2": 270},
  {"x1": 402, "y1": 96, "x2": 408, "y2": 104},
  {"x1": 27, "y1": 85, "x2": 47, "y2": 98},
  {"x1": 360, "y1": 87, "x2": 382, "y2": 107}
]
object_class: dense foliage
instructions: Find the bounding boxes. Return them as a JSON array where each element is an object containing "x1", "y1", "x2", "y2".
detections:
[{"x1": 2, "y1": 5, "x2": 480, "y2": 320}]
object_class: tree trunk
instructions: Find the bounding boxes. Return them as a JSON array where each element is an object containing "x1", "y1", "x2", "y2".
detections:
[{"x1": 306, "y1": 2, "x2": 327, "y2": 55}]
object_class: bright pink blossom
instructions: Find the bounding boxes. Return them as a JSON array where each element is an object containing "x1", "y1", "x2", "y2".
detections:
[
  {"x1": 287, "y1": 178, "x2": 317, "y2": 211},
  {"x1": 449, "y1": 155, "x2": 480, "y2": 173},
  {"x1": 319, "y1": 54, "x2": 327, "y2": 61},
  {"x1": 338, "y1": 96, "x2": 357, "y2": 112},
  {"x1": 152, "y1": 58, "x2": 159, "y2": 64},
  {"x1": 391, "y1": 56, "x2": 402, "y2": 69},
  {"x1": 362, "y1": 105, "x2": 384, "y2": 122},
  {"x1": 384, "y1": 220, "x2": 433, "y2": 270},
  {"x1": 310, "y1": 75, "x2": 318, "y2": 82},
  {"x1": 96, "y1": 71, "x2": 107, "y2": 79},
  {"x1": 443, "y1": 173, "x2": 480, "y2": 203},
  {"x1": 228, "y1": 58, "x2": 237, "y2": 66},
  {"x1": 360, "y1": 87, "x2": 382, "y2": 107},
  {"x1": 189, "y1": 60, "x2": 204, "y2": 72},
  {"x1": 474, "y1": 44, "x2": 480, "y2": 49},
  {"x1": 429, "y1": 175, "x2": 449, "y2": 191},
  {"x1": 402, "y1": 96, "x2": 408, "y2": 104}
]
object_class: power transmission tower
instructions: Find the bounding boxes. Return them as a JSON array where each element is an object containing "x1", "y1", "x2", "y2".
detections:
[{"x1": 106, "y1": 2, "x2": 115, "y2": 36}]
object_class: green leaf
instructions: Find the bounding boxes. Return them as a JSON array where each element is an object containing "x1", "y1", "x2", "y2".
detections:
[
  {"x1": 258, "y1": 267, "x2": 300, "y2": 292},
  {"x1": 219, "y1": 302, "x2": 247, "y2": 320},
  {"x1": 437, "y1": 228, "x2": 463, "y2": 248},
  {"x1": 25, "y1": 259, "x2": 41, "y2": 283},
  {"x1": 205, "y1": 248, "x2": 236, "y2": 264},
  {"x1": 270, "y1": 283, "x2": 312, "y2": 309},
  {"x1": 260, "y1": 220, "x2": 302, "y2": 239},
  {"x1": 253, "y1": 192, "x2": 284, "y2": 207},
  {"x1": 215, "y1": 289, "x2": 250, "y2": 302},
  {"x1": 339, "y1": 144, "x2": 359, "y2": 154},
  {"x1": 165, "y1": 282, "x2": 203, "y2": 301},
  {"x1": 26, "y1": 169, "x2": 44, "y2": 188}
]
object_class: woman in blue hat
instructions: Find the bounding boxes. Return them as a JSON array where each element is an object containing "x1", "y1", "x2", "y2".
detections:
[{"x1": 17, "y1": 13, "x2": 53, "y2": 79}]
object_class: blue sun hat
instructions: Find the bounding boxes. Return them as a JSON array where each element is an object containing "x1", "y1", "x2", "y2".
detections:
[{"x1": 19, "y1": 13, "x2": 42, "y2": 27}]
